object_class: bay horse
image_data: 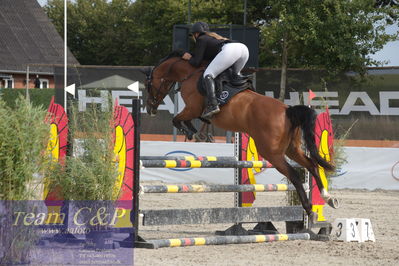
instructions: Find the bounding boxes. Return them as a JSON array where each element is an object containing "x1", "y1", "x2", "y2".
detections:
[{"x1": 143, "y1": 51, "x2": 339, "y2": 222}]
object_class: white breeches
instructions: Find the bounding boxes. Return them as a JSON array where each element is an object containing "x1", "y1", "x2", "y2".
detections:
[{"x1": 203, "y1": 42, "x2": 249, "y2": 78}]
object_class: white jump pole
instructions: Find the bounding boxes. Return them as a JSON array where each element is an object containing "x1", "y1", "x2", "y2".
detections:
[{"x1": 64, "y1": 0, "x2": 67, "y2": 111}]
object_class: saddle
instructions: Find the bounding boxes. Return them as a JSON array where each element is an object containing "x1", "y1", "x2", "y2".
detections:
[{"x1": 197, "y1": 68, "x2": 254, "y2": 106}]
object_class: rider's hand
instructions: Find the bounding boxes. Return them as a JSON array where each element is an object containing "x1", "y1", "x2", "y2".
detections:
[{"x1": 182, "y1": 53, "x2": 192, "y2": 60}]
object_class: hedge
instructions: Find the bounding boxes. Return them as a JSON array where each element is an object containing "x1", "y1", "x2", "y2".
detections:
[{"x1": 0, "y1": 88, "x2": 55, "y2": 109}]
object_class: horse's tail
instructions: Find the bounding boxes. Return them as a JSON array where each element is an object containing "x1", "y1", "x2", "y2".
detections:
[{"x1": 286, "y1": 105, "x2": 335, "y2": 171}]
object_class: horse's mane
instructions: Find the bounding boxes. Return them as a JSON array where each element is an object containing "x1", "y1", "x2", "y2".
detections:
[{"x1": 156, "y1": 50, "x2": 185, "y2": 66}]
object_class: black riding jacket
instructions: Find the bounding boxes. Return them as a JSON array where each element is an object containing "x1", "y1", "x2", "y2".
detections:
[{"x1": 188, "y1": 33, "x2": 228, "y2": 67}]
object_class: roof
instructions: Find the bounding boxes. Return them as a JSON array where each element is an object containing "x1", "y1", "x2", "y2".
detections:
[
  {"x1": 0, "y1": 0, "x2": 79, "y2": 74},
  {"x1": 80, "y1": 74, "x2": 145, "y2": 89},
  {"x1": 52, "y1": 65, "x2": 147, "y2": 89}
]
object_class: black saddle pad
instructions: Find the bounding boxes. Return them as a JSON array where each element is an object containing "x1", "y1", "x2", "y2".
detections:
[{"x1": 197, "y1": 68, "x2": 253, "y2": 106}]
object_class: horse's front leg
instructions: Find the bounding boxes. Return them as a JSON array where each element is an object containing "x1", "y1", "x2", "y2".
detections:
[
  {"x1": 184, "y1": 120, "x2": 198, "y2": 135},
  {"x1": 172, "y1": 116, "x2": 195, "y2": 140},
  {"x1": 172, "y1": 108, "x2": 201, "y2": 140}
]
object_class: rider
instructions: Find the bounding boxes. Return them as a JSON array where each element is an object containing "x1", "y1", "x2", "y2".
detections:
[{"x1": 182, "y1": 22, "x2": 249, "y2": 119}]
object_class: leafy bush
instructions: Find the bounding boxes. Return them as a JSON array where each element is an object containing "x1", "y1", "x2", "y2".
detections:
[
  {"x1": 0, "y1": 88, "x2": 54, "y2": 109},
  {"x1": 0, "y1": 96, "x2": 49, "y2": 200},
  {"x1": 0, "y1": 97, "x2": 49, "y2": 265}
]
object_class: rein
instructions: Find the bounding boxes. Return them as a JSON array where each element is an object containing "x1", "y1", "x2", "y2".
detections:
[
  {"x1": 147, "y1": 58, "x2": 204, "y2": 106},
  {"x1": 152, "y1": 58, "x2": 203, "y2": 83},
  {"x1": 178, "y1": 67, "x2": 204, "y2": 83}
]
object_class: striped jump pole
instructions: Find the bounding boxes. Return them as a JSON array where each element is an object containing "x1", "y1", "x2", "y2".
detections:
[
  {"x1": 140, "y1": 155, "x2": 238, "y2": 161},
  {"x1": 140, "y1": 184, "x2": 297, "y2": 193},
  {"x1": 141, "y1": 159, "x2": 273, "y2": 169},
  {"x1": 141, "y1": 233, "x2": 310, "y2": 249}
]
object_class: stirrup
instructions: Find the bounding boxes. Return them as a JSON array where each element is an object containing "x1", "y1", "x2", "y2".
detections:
[
  {"x1": 233, "y1": 73, "x2": 250, "y2": 80},
  {"x1": 202, "y1": 105, "x2": 220, "y2": 119}
]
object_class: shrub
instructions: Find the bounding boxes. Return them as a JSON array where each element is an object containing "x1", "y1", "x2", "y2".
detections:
[
  {"x1": 0, "y1": 96, "x2": 49, "y2": 200},
  {"x1": 0, "y1": 88, "x2": 54, "y2": 109},
  {"x1": 0, "y1": 96, "x2": 49, "y2": 265}
]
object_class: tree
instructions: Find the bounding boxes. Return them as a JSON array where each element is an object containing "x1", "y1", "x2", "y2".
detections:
[
  {"x1": 44, "y1": 0, "x2": 398, "y2": 82},
  {"x1": 116, "y1": 0, "x2": 245, "y2": 65},
  {"x1": 127, "y1": 0, "x2": 187, "y2": 65},
  {"x1": 253, "y1": 0, "x2": 399, "y2": 100},
  {"x1": 44, "y1": 0, "x2": 247, "y2": 65},
  {"x1": 375, "y1": 0, "x2": 399, "y2": 8},
  {"x1": 45, "y1": 0, "x2": 138, "y2": 65}
]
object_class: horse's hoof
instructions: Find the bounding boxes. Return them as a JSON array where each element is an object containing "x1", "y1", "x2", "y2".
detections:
[
  {"x1": 309, "y1": 212, "x2": 318, "y2": 224},
  {"x1": 327, "y1": 197, "x2": 340, "y2": 209},
  {"x1": 187, "y1": 133, "x2": 193, "y2": 140}
]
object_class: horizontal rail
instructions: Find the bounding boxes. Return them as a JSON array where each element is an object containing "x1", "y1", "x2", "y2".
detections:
[
  {"x1": 140, "y1": 184, "x2": 295, "y2": 193},
  {"x1": 140, "y1": 155, "x2": 237, "y2": 161},
  {"x1": 140, "y1": 159, "x2": 301, "y2": 169},
  {"x1": 141, "y1": 206, "x2": 304, "y2": 226},
  {"x1": 141, "y1": 160, "x2": 273, "y2": 169},
  {"x1": 140, "y1": 233, "x2": 310, "y2": 249}
]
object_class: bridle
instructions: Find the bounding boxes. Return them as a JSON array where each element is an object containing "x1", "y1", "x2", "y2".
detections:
[
  {"x1": 145, "y1": 58, "x2": 179, "y2": 108},
  {"x1": 146, "y1": 58, "x2": 204, "y2": 108}
]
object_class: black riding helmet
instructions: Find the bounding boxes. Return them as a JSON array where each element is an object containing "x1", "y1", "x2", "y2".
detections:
[{"x1": 191, "y1": 22, "x2": 209, "y2": 34}]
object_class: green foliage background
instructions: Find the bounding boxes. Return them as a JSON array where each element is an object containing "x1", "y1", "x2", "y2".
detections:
[
  {"x1": 44, "y1": 0, "x2": 398, "y2": 78},
  {"x1": 0, "y1": 89, "x2": 54, "y2": 109}
]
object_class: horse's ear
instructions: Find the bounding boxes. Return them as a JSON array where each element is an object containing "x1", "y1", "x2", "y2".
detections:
[{"x1": 139, "y1": 67, "x2": 152, "y2": 77}]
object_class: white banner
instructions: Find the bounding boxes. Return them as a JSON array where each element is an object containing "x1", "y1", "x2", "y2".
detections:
[
  {"x1": 330, "y1": 147, "x2": 399, "y2": 190},
  {"x1": 140, "y1": 141, "x2": 399, "y2": 190}
]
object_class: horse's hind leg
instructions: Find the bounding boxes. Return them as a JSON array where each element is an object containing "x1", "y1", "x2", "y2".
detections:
[
  {"x1": 265, "y1": 153, "x2": 315, "y2": 220},
  {"x1": 286, "y1": 136, "x2": 339, "y2": 209}
]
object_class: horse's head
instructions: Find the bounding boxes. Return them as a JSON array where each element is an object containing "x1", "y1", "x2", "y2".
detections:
[
  {"x1": 143, "y1": 51, "x2": 188, "y2": 116},
  {"x1": 143, "y1": 54, "x2": 185, "y2": 116},
  {"x1": 142, "y1": 67, "x2": 159, "y2": 116},
  {"x1": 144, "y1": 66, "x2": 176, "y2": 116}
]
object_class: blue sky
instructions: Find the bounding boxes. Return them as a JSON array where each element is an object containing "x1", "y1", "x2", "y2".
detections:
[
  {"x1": 369, "y1": 24, "x2": 399, "y2": 66},
  {"x1": 37, "y1": 0, "x2": 399, "y2": 66},
  {"x1": 38, "y1": 0, "x2": 47, "y2": 6}
]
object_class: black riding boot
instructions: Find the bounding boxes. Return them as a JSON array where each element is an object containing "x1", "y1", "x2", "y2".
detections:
[{"x1": 202, "y1": 75, "x2": 220, "y2": 119}]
